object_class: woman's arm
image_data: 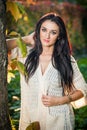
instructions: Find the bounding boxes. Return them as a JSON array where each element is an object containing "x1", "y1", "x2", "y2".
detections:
[
  {"x1": 41, "y1": 90, "x2": 83, "y2": 107},
  {"x1": 58, "y1": 90, "x2": 84, "y2": 105},
  {"x1": 6, "y1": 32, "x2": 35, "y2": 51}
]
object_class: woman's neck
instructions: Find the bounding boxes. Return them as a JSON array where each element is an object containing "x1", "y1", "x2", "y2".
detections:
[{"x1": 42, "y1": 47, "x2": 54, "y2": 56}]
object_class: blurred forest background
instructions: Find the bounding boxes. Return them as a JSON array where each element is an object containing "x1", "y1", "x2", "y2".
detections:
[{"x1": 6, "y1": 0, "x2": 87, "y2": 130}]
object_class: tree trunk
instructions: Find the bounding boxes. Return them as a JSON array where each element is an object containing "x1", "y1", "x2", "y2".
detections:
[{"x1": 0, "y1": 0, "x2": 12, "y2": 130}]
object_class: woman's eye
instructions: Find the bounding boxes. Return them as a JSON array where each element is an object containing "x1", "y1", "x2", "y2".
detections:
[
  {"x1": 51, "y1": 31, "x2": 56, "y2": 35},
  {"x1": 42, "y1": 28, "x2": 46, "y2": 32}
]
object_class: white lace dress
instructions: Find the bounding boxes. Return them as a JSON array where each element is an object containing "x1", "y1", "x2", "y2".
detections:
[{"x1": 11, "y1": 47, "x2": 87, "y2": 130}]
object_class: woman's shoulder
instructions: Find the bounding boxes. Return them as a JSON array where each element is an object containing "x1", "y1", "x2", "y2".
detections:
[
  {"x1": 70, "y1": 55, "x2": 77, "y2": 62},
  {"x1": 70, "y1": 55, "x2": 78, "y2": 68}
]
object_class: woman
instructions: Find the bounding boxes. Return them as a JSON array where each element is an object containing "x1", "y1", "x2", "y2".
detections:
[{"x1": 7, "y1": 13, "x2": 87, "y2": 130}]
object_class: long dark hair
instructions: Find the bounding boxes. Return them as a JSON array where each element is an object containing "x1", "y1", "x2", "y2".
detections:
[{"x1": 25, "y1": 12, "x2": 73, "y2": 92}]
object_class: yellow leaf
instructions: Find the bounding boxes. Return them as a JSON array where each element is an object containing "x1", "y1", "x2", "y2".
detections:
[
  {"x1": 24, "y1": 16, "x2": 28, "y2": 22},
  {"x1": 7, "y1": 72, "x2": 15, "y2": 83},
  {"x1": 6, "y1": 29, "x2": 8, "y2": 35},
  {"x1": 6, "y1": 1, "x2": 21, "y2": 21},
  {"x1": 9, "y1": 31, "x2": 18, "y2": 36}
]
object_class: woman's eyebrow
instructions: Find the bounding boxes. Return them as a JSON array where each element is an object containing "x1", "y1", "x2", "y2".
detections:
[
  {"x1": 41, "y1": 26, "x2": 46, "y2": 29},
  {"x1": 41, "y1": 26, "x2": 58, "y2": 32}
]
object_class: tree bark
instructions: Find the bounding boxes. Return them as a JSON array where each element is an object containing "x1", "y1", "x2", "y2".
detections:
[{"x1": 0, "y1": 0, "x2": 12, "y2": 129}]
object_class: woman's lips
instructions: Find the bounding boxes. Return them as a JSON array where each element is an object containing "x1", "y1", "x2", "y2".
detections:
[{"x1": 43, "y1": 39, "x2": 50, "y2": 43}]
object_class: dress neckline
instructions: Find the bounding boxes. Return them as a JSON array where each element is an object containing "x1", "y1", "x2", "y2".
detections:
[{"x1": 39, "y1": 61, "x2": 51, "y2": 77}]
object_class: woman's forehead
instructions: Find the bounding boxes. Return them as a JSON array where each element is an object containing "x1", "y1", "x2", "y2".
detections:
[{"x1": 41, "y1": 20, "x2": 59, "y2": 31}]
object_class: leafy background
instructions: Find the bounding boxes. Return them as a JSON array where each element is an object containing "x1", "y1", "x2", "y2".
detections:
[{"x1": 6, "y1": 0, "x2": 87, "y2": 130}]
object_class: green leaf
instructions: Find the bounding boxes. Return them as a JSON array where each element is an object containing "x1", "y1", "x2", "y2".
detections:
[
  {"x1": 16, "y1": 37, "x2": 27, "y2": 57},
  {"x1": 17, "y1": 61, "x2": 27, "y2": 76},
  {"x1": 16, "y1": 2, "x2": 26, "y2": 14}
]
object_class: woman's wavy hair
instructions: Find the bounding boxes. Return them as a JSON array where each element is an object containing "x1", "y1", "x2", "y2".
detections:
[{"x1": 25, "y1": 12, "x2": 73, "y2": 92}]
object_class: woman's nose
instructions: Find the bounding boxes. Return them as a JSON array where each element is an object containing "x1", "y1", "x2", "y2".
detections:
[{"x1": 46, "y1": 32, "x2": 50, "y2": 39}]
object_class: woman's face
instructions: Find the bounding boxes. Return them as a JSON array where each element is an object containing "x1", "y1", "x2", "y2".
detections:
[{"x1": 40, "y1": 20, "x2": 59, "y2": 48}]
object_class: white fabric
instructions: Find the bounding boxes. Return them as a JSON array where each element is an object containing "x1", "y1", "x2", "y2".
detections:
[{"x1": 11, "y1": 47, "x2": 87, "y2": 130}]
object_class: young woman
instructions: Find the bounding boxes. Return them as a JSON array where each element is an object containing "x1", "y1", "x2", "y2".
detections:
[{"x1": 7, "y1": 13, "x2": 87, "y2": 130}]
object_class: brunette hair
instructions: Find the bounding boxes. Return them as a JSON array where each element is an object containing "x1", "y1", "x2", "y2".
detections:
[{"x1": 25, "y1": 12, "x2": 73, "y2": 92}]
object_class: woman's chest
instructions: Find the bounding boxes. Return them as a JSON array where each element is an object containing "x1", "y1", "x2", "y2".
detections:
[{"x1": 28, "y1": 64, "x2": 63, "y2": 96}]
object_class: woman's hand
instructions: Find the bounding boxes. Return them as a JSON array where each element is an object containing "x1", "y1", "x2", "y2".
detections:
[
  {"x1": 41, "y1": 94, "x2": 59, "y2": 107},
  {"x1": 41, "y1": 90, "x2": 84, "y2": 107},
  {"x1": 7, "y1": 32, "x2": 35, "y2": 51},
  {"x1": 22, "y1": 32, "x2": 35, "y2": 45}
]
